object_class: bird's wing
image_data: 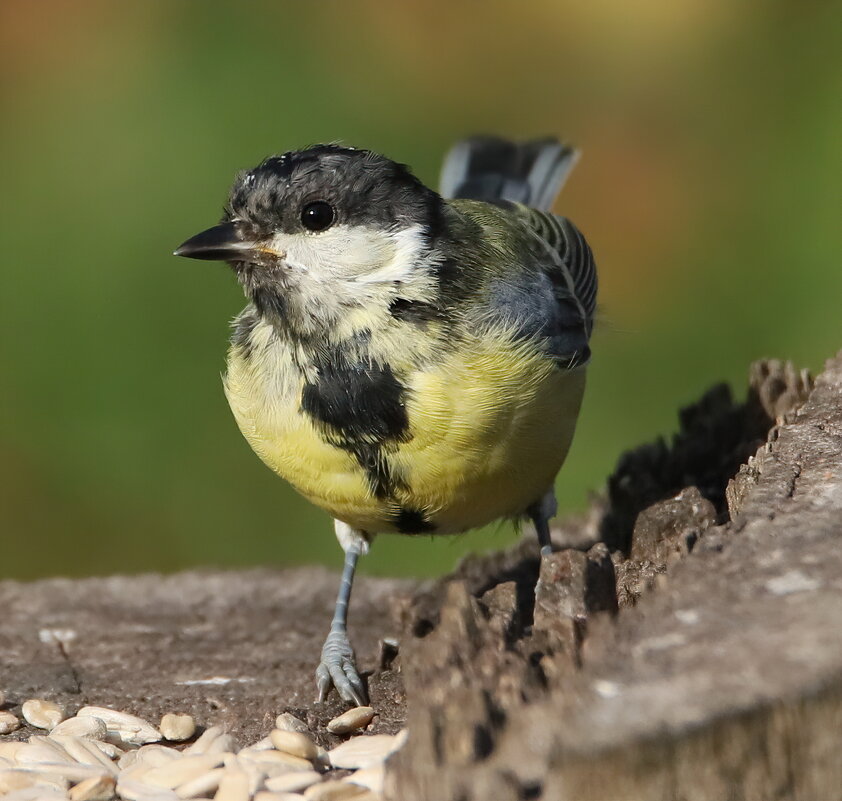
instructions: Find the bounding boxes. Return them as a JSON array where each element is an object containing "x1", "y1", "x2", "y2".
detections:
[{"x1": 505, "y1": 205, "x2": 597, "y2": 369}]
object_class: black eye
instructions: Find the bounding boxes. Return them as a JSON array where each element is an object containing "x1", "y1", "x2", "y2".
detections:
[{"x1": 300, "y1": 200, "x2": 335, "y2": 232}]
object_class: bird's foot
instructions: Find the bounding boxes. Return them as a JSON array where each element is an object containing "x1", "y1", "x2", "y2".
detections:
[{"x1": 315, "y1": 628, "x2": 367, "y2": 706}]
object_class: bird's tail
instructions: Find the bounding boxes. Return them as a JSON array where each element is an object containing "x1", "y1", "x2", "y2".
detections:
[{"x1": 438, "y1": 136, "x2": 579, "y2": 212}]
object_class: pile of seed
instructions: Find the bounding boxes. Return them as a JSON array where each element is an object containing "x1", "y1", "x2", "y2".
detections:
[{"x1": 0, "y1": 695, "x2": 402, "y2": 801}]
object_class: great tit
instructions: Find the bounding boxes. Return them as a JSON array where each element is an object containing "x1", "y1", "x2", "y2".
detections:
[{"x1": 175, "y1": 137, "x2": 597, "y2": 706}]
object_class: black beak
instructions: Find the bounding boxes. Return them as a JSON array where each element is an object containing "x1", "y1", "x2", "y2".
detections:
[{"x1": 173, "y1": 222, "x2": 254, "y2": 261}]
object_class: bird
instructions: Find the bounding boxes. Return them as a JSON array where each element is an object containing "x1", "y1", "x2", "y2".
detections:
[{"x1": 174, "y1": 136, "x2": 597, "y2": 706}]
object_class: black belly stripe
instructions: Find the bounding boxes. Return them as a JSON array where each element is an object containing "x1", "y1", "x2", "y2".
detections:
[
  {"x1": 394, "y1": 508, "x2": 436, "y2": 534},
  {"x1": 300, "y1": 346, "x2": 412, "y2": 500},
  {"x1": 349, "y1": 443, "x2": 403, "y2": 500}
]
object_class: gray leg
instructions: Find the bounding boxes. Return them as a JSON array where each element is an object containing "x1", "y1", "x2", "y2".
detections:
[
  {"x1": 527, "y1": 489, "x2": 558, "y2": 557},
  {"x1": 315, "y1": 523, "x2": 370, "y2": 705}
]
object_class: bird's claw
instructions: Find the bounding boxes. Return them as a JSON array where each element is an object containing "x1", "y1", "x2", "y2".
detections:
[{"x1": 315, "y1": 629, "x2": 367, "y2": 706}]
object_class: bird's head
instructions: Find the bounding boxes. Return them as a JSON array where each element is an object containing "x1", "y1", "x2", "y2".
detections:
[{"x1": 175, "y1": 145, "x2": 446, "y2": 338}]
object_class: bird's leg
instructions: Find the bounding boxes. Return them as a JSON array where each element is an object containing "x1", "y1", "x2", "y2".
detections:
[
  {"x1": 315, "y1": 522, "x2": 371, "y2": 706},
  {"x1": 528, "y1": 489, "x2": 558, "y2": 557}
]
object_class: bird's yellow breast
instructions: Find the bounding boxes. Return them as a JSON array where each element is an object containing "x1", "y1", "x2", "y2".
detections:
[{"x1": 224, "y1": 324, "x2": 585, "y2": 535}]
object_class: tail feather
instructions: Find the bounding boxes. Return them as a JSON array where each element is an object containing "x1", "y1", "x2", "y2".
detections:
[{"x1": 439, "y1": 136, "x2": 579, "y2": 211}]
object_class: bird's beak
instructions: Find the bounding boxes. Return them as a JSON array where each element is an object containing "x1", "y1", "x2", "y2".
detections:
[{"x1": 173, "y1": 222, "x2": 257, "y2": 262}]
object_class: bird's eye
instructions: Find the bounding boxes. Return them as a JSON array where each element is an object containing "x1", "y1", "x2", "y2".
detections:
[{"x1": 300, "y1": 201, "x2": 335, "y2": 232}]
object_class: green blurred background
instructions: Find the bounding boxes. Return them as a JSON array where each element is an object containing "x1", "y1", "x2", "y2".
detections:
[{"x1": 1, "y1": 1, "x2": 840, "y2": 581}]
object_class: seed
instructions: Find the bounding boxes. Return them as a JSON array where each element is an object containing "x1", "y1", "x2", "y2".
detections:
[
  {"x1": 264, "y1": 770, "x2": 322, "y2": 793},
  {"x1": 51, "y1": 716, "x2": 108, "y2": 740},
  {"x1": 17, "y1": 762, "x2": 110, "y2": 782},
  {"x1": 303, "y1": 779, "x2": 368, "y2": 800},
  {"x1": 117, "y1": 775, "x2": 180, "y2": 801},
  {"x1": 206, "y1": 734, "x2": 237, "y2": 755},
  {"x1": 184, "y1": 726, "x2": 224, "y2": 756},
  {"x1": 236, "y1": 737, "x2": 274, "y2": 760},
  {"x1": 90, "y1": 740, "x2": 123, "y2": 760},
  {"x1": 342, "y1": 765, "x2": 384, "y2": 794},
  {"x1": 47, "y1": 735, "x2": 117, "y2": 774},
  {"x1": 0, "y1": 786, "x2": 67, "y2": 801},
  {"x1": 117, "y1": 751, "x2": 140, "y2": 771},
  {"x1": 242, "y1": 750, "x2": 313, "y2": 771},
  {"x1": 134, "y1": 744, "x2": 183, "y2": 768},
  {"x1": 0, "y1": 741, "x2": 26, "y2": 760},
  {"x1": 269, "y1": 730, "x2": 318, "y2": 762},
  {"x1": 255, "y1": 793, "x2": 311, "y2": 801},
  {"x1": 69, "y1": 774, "x2": 117, "y2": 801},
  {"x1": 174, "y1": 765, "x2": 224, "y2": 799},
  {"x1": 327, "y1": 735, "x2": 401, "y2": 770},
  {"x1": 77, "y1": 706, "x2": 161, "y2": 746},
  {"x1": 0, "y1": 770, "x2": 38, "y2": 793},
  {"x1": 274, "y1": 713, "x2": 309, "y2": 735},
  {"x1": 17, "y1": 737, "x2": 75, "y2": 766},
  {"x1": 21, "y1": 699, "x2": 65, "y2": 731},
  {"x1": 160, "y1": 714, "x2": 196, "y2": 742},
  {"x1": 0, "y1": 711, "x2": 21, "y2": 735},
  {"x1": 142, "y1": 754, "x2": 225, "y2": 789},
  {"x1": 326, "y1": 707, "x2": 375, "y2": 736},
  {"x1": 213, "y1": 762, "x2": 249, "y2": 801}
]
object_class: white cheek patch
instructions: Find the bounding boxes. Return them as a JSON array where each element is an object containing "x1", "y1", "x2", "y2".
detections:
[
  {"x1": 268, "y1": 225, "x2": 396, "y2": 279},
  {"x1": 264, "y1": 223, "x2": 438, "y2": 320}
]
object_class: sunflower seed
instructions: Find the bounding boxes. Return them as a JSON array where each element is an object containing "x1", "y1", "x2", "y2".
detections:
[
  {"x1": 254, "y1": 793, "x2": 309, "y2": 801},
  {"x1": 269, "y1": 731, "x2": 318, "y2": 762},
  {"x1": 0, "y1": 770, "x2": 39, "y2": 793},
  {"x1": 213, "y1": 760, "x2": 249, "y2": 801},
  {"x1": 326, "y1": 708, "x2": 374, "y2": 736},
  {"x1": 0, "y1": 741, "x2": 26, "y2": 760},
  {"x1": 17, "y1": 762, "x2": 109, "y2": 782},
  {"x1": 160, "y1": 715, "x2": 196, "y2": 743},
  {"x1": 342, "y1": 765, "x2": 383, "y2": 794},
  {"x1": 69, "y1": 774, "x2": 117, "y2": 801},
  {"x1": 243, "y1": 750, "x2": 313, "y2": 771},
  {"x1": 183, "y1": 726, "x2": 223, "y2": 756},
  {"x1": 0, "y1": 710, "x2": 21, "y2": 734},
  {"x1": 134, "y1": 745, "x2": 183, "y2": 768},
  {"x1": 21, "y1": 699, "x2": 65, "y2": 731},
  {"x1": 236, "y1": 736, "x2": 274, "y2": 757},
  {"x1": 205, "y1": 734, "x2": 237, "y2": 755},
  {"x1": 142, "y1": 754, "x2": 226, "y2": 789},
  {"x1": 274, "y1": 714, "x2": 309, "y2": 735},
  {"x1": 76, "y1": 707, "x2": 161, "y2": 747},
  {"x1": 51, "y1": 717, "x2": 108, "y2": 740},
  {"x1": 327, "y1": 735, "x2": 401, "y2": 770},
  {"x1": 17, "y1": 738, "x2": 75, "y2": 766},
  {"x1": 264, "y1": 771, "x2": 321, "y2": 793},
  {"x1": 0, "y1": 786, "x2": 68, "y2": 801},
  {"x1": 303, "y1": 779, "x2": 367, "y2": 800},
  {"x1": 174, "y1": 766, "x2": 224, "y2": 799},
  {"x1": 117, "y1": 775, "x2": 180, "y2": 801},
  {"x1": 47, "y1": 736, "x2": 117, "y2": 774},
  {"x1": 90, "y1": 740, "x2": 123, "y2": 760}
]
